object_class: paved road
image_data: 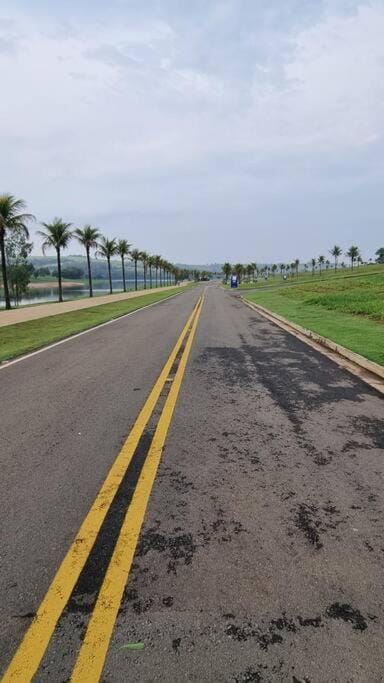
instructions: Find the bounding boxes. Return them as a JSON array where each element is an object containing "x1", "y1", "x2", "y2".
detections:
[{"x1": 1, "y1": 285, "x2": 383, "y2": 681}]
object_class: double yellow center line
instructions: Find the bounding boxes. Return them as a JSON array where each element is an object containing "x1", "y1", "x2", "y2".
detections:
[{"x1": 4, "y1": 295, "x2": 203, "y2": 682}]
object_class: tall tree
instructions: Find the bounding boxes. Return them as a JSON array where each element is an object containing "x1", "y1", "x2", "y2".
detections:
[
  {"x1": 130, "y1": 248, "x2": 141, "y2": 291},
  {"x1": 74, "y1": 225, "x2": 100, "y2": 297},
  {"x1": 330, "y1": 245, "x2": 342, "y2": 273},
  {"x1": 375, "y1": 247, "x2": 384, "y2": 264},
  {"x1": 116, "y1": 239, "x2": 131, "y2": 292},
  {"x1": 96, "y1": 237, "x2": 117, "y2": 294},
  {"x1": 0, "y1": 194, "x2": 35, "y2": 310},
  {"x1": 311, "y1": 258, "x2": 316, "y2": 276},
  {"x1": 234, "y1": 263, "x2": 244, "y2": 284},
  {"x1": 346, "y1": 245, "x2": 359, "y2": 269},
  {"x1": 318, "y1": 255, "x2": 325, "y2": 275},
  {"x1": 38, "y1": 218, "x2": 73, "y2": 302},
  {"x1": 222, "y1": 262, "x2": 232, "y2": 284},
  {"x1": 294, "y1": 258, "x2": 300, "y2": 279},
  {"x1": 5, "y1": 231, "x2": 34, "y2": 306},
  {"x1": 148, "y1": 255, "x2": 155, "y2": 289},
  {"x1": 153, "y1": 255, "x2": 162, "y2": 287},
  {"x1": 140, "y1": 251, "x2": 149, "y2": 289}
]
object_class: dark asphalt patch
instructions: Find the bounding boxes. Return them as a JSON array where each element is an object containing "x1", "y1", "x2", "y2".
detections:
[
  {"x1": 294, "y1": 504, "x2": 323, "y2": 550},
  {"x1": 352, "y1": 416, "x2": 384, "y2": 449},
  {"x1": 136, "y1": 523, "x2": 197, "y2": 575},
  {"x1": 326, "y1": 603, "x2": 368, "y2": 631}
]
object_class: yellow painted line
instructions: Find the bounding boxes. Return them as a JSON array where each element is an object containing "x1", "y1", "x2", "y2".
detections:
[
  {"x1": 71, "y1": 296, "x2": 204, "y2": 682},
  {"x1": 3, "y1": 297, "x2": 202, "y2": 683}
]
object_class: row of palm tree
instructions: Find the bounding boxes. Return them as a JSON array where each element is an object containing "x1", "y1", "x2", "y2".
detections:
[
  {"x1": 1, "y1": 194, "x2": 182, "y2": 309},
  {"x1": 37, "y1": 221, "x2": 180, "y2": 303},
  {"x1": 222, "y1": 245, "x2": 365, "y2": 284}
]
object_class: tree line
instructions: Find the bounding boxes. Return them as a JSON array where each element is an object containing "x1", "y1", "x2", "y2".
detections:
[
  {"x1": 222, "y1": 244, "x2": 384, "y2": 284},
  {"x1": 0, "y1": 194, "x2": 188, "y2": 310}
]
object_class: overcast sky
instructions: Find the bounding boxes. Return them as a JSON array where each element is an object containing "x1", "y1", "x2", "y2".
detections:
[{"x1": 1, "y1": 0, "x2": 383, "y2": 264}]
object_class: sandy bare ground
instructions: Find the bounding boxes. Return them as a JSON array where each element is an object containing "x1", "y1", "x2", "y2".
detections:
[
  {"x1": 0, "y1": 284, "x2": 186, "y2": 328},
  {"x1": 28, "y1": 280, "x2": 84, "y2": 289}
]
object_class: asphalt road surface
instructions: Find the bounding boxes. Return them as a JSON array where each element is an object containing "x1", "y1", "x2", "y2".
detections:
[{"x1": 1, "y1": 284, "x2": 383, "y2": 682}]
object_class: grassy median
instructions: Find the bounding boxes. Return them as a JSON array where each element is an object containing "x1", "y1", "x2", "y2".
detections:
[
  {"x1": 0, "y1": 288, "x2": 186, "y2": 362},
  {"x1": 245, "y1": 271, "x2": 384, "y2": 366}
]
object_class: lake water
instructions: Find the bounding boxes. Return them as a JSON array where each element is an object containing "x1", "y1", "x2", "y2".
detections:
[{"x1": 0, "y1": 278, "x2": 153, "y2": 307}]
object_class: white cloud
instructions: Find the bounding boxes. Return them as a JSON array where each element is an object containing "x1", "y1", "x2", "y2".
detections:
[{"x1": 0, "y1": 1, "x2": 383, "y2": 261}]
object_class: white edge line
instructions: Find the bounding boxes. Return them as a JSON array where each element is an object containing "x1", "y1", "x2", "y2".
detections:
[{"x1": 0, "y1": 291, "x2": 184, "y2": 371}]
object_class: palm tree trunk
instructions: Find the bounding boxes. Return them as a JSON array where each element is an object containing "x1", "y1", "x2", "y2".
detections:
[
  {"x1": 149, "y1": 265, "x2": 152, "y2": 289},
  {"x1": 159, "y1": 268, "x2": 162, "y2": 287},
  {"x1": 107, "y1": 257, "x2": 112, "y2": 294},
  {"x1": 134, "y1": 260, "x2": 138, "y2": 291},
  {"x1": 155, "y1": 267, "x2": 158, "y2": 287},
  {"x1": 56, "y1": 247, "x2": 63, "y2": 302},
  {"x1": 144, "y1": 264, "x2": 147, "y2": 290},
  {"x1": 86, "y1": 247, "x2": 93, "y2": 297},
  {"x1": 0, "y1": 228, "x2": 11, "y2": 310},
  {"x1": 121, "y1": 256, "x2": 126, "y2": 292}
]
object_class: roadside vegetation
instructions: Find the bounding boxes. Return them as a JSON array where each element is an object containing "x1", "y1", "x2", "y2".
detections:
[
  {"x1": 222, "y1": 245, "x2": 384, "y2": 289},
  {"x1": 0, "y1": 288, "x2": 188, "y2": 362},
  {"x1": 0, "y1": 193, "x2": 190, "y2": 310},
  {"x1": 245, "y1": 270, "x2": 384, "y2": 366}
]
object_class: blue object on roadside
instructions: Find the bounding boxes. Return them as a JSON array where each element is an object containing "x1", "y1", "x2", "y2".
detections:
[{"x1": 230, "y1": 275, "x2": 238, "y2": 288}]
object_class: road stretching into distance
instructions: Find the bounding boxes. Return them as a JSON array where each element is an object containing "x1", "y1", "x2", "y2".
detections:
[{"x1": 1, "y1": 284, "x2": 383, "y2": 681}]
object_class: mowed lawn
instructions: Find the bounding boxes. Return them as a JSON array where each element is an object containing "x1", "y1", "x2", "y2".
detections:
[
  {"x1": 0, "y1": 288, "x2": 184, "y2": 362},
  {"x1": 245, "y1": 270, "x2": 384, "y2": 366}
]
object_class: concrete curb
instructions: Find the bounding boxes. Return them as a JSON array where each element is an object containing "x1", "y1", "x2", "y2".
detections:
[{"x1": 242, "y1": 297, "x2": 384, "y2": 396}]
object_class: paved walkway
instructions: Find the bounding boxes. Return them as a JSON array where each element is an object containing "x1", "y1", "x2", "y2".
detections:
[{"x1": 0, "y1": 285, "x2": 185, "y2": 328}]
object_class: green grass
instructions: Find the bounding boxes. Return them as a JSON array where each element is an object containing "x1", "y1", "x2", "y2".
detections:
[
  {"x1": 0, "y1": 288, "x2": 187, "y2": 362},
  {"x1": 232, "y1": 264, "x2": 384, "y2": 290},
  {"x1": 245, "y1": 271, "x2": 384, "y2": 366}
]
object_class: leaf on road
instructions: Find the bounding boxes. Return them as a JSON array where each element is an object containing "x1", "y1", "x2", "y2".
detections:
[{"x1": 119, "y1": 642, "x2": 145, "y2": 651}]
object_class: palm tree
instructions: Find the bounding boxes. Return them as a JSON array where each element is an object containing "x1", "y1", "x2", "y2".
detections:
[
  {"x1": 96, "y1": 237, "x2": 117, "y2": 294},
  {"x1": 294, "y1": 258, "x2": 300, "y2": 279},
  {"x1": 147, "y1": 255, "x2": 155, "y2": 288},
  {"x1": 330, "y1": 245, "x2": 342, "y2": 273},
  {"x1": 318, "y1": 255, "x2": 325, "y2": 276},
  {"x1": 130, "y1": 248, "x2": 141, "y2": 291},
  {"x1": 74, "y1": 225, "x2": 100, "y2": 297},
  {"x1": 311, "y1": 258, "x2": 316, "y2": 276},
  {"x1": 234, "y1": 263, "x2": 243, "y2": 284},
  {"x1": 38, "y1": 219, "x2": 73, "y2": 302},
  {"x1": 222, "y1": 262, "x2": 232, "y2": 284},
  {"x1": 0, "y1": 194, "x2": 35, "y2": 310},
  {"x1": 271, "y1": 264, "x2": 278, "y2": 278},
  {"x1": 346, "y1": 245, "x2": 359, "y2": 269},
  {"x1": 140, "y1": 251, "x2": 149, "y2": 289},
  {"x1": 279, "y1": 263, "x2": 285, "y2": 278},
  {"x1": 250, "y1": 262, "x2": 257, "y2": 280},
  {"x1": 153, "y1": 255, "x2": 161, "y2": 287},
  {"x1": 161, "y1": 259, "x2": 167, "y2": 286},
  {"x1": 116, "y1": 239, "x2": 131, "y2": 292}
]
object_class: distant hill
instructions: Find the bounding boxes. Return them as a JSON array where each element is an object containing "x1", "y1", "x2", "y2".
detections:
[{"x1": 30, "y1": 255, "x2": 224, "y2": 276}]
